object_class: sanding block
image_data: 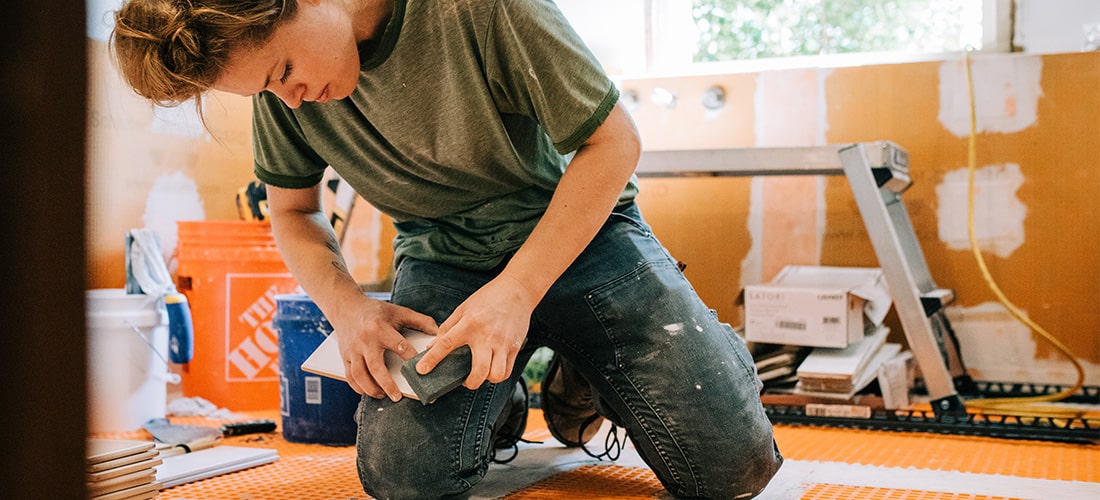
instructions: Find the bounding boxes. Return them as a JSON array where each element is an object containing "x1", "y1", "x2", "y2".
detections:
[{"x1": 400, "y1": 345, "x2": 472, "y2": 404}]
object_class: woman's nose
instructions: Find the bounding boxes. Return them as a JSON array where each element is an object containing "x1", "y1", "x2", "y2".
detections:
[{"x1": 272, "y1": 82, "x2": 304, "y2": 109}]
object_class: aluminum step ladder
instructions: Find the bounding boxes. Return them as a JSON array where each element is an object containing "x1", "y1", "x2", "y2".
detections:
[{"x1": 636, "y1": 141, "x2": 972, "y2": 415}]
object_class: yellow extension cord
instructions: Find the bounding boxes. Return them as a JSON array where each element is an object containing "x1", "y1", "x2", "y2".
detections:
[{"x1": 961, "y1": 48, "x2": 1087, "y2": 417}]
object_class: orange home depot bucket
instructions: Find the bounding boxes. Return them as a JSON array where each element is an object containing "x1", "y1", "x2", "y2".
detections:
[{"x1": 176, "y1": 221, "x2": 299, "y2": 411}]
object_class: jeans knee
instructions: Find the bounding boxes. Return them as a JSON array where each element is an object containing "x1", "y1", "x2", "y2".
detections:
[
  {"x1": 686, "y1": 438, "x2": 783, "y2": 499},
  {"x1": 357, "y1": 443, "x2": 481, "y2": 500},
  {"x1": 353, "y1": 378, "x2": 504, "y2": 499}
]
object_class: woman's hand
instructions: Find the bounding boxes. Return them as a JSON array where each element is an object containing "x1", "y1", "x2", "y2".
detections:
[
  {"x1": 333, "y1": 295, "x2": 438, "y2": 401},
  {"x1": 414, "y1": 274, "x2": 537, "y2": 389}
]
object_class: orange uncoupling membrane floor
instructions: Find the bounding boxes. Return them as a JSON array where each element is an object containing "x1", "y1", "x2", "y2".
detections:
[{"x1": 93, "y1": 409, "x2": 1099, "y2": 499}]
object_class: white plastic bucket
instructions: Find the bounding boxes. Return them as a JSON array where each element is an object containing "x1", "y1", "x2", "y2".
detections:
[{"x1": 86, "y1": 289, "x2": 170, "y2": 433}]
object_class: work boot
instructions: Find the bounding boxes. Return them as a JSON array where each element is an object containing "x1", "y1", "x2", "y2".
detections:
[
  {"x1": 492, "y1": 378, "x2": 529, "y2": 453},
  {"x1": 541, "y1": 353, "x2": 603, "y2": 447}
]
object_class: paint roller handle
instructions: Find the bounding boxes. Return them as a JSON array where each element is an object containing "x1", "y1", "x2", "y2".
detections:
[{"x1": 166, "y1": 293, "x2": 194, "y2": 364}]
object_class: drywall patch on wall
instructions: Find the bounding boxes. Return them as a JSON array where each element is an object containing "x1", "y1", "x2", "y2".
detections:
[
  {"x1": 814, "y1": 70, "x2": 827, "y2": 263},
  {"x1": 747, "y1": 68, "x2": 830, "y2": 282},
  {"x1": 814, "y1": 176, "x2": 827, "y2": 262},
  {"x1": 815, "y1": 68, "x2": 833, "y2": 145},
  {"x1": 741, "y1": 177, "x2": 766, "y2": 290},
  {"x1": 813, "y1": 70, "x2": 831, "y2": 262},
  {"x1": 938, "y1": 55, "x2": 1043, "y2": 137},
  {"x1": 947, "y1": 302, "x2": 1097, "y2": 385},
  {"x1": 143, "y1": 171, "x2": 206, "y2": 270},
  {"x1": 753, "y1": 69, "x2": 826, "y2": 146},
  {"x1": 935, "y1": 163, "x2": 1026, "y2": 258}
]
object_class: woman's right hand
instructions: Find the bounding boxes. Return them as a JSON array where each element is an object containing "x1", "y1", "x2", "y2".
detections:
[{"x1": 332, "y1": 295, "x2": 439, "y2": 401}]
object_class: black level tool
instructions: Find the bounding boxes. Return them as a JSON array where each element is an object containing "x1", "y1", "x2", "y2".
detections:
[{"x1": 220, "y1": 419, "x2": 277, "y2": 436}]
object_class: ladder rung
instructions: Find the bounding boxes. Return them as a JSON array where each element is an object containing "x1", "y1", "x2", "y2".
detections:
[{"x1": 920, "y1": 289, "x2": 955, "y2": 315}]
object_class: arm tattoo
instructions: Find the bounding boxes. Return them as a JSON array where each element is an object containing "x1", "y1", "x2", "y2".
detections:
[
  {"x1": 331, "y1": 260, "x2": 355, "y2": 281},
  {"x1": 323, "y1": 236, "x2": 341, "y2": 256},
  {"x1": 323, "y1": 234, "x2": 354, "y2": 281}
]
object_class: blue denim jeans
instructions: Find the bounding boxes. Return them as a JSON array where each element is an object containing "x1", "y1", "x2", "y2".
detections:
[{"x1": 355, "y1": 203, "x2": 782, "y2": 499}]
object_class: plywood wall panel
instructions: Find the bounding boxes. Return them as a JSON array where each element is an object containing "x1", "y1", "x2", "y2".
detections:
[{"x1": 636, "y1": 177, "x2": 754, "y2": 323}]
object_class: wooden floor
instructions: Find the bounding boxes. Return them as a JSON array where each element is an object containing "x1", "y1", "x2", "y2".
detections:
[{"x1": 92, "y1": 407, "x2": 1100, "y2": 499}]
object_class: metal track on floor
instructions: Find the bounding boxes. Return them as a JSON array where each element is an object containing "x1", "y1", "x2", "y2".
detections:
[
  {"x1": 765, "y1": 404, "x2": 1100, "y2": 444},
  {"x1": 912, "y1": 379, "x2": 1100, "y2": 405}
]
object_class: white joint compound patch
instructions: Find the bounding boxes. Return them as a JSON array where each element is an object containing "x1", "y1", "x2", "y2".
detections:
[
  {"x1": 143, "y1": 172, "x2": 205, "y2": 269},
  {"x1": 946, "y1": 302, "x2": 1097, "y2": 386},
  {"x1": 815, "y1": 69, "x2": 832, "y2": 145},
  {"x1": 741, "y1": 177, "x2": 766, "y2": 289},
  {"x1": 745, "y1": 69, "x2": 831, "y2": 288},
  {"x1": 938, "y1": 55, "x2": 1042, "y2": 137},
  {"x1": 814, "y1": 176, "x2": 827, "y2": 261},
  {"x1": 948, "y1": 302, "x2": 1035, "y2": 371},
  {"x1": 936, "y1": 163, "x2": 1026, "y2": 258}
]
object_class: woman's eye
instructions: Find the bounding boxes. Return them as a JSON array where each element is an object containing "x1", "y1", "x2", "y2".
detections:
[{"x1": 279, "y1": 64, "x2": 293, "y2": 85}]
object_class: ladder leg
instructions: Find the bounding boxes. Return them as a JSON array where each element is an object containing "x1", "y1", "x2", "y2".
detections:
[
  {"x1": 930, "y1": 311, "x2": 980, "y2": 396},
  {"x1": 839, "y1": 143, "x2": 968, "y2": 416}
]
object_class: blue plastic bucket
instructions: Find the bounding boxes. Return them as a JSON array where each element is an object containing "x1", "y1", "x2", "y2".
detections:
[{"x1": 275, "y1": 292, "x2": 390, "y2": 445}]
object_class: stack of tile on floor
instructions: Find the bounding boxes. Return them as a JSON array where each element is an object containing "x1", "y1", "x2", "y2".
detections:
[
  {"x1": 794, "y1": 326, "x2": 901, "y2": 399},
  {"x1": 86, "y1": 438, "x2": 162, "y2": 500}
]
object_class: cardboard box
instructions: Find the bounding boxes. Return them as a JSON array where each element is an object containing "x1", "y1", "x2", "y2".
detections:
[{"x1": 742, "y1": 266, "x2": 891, "y2": 348}]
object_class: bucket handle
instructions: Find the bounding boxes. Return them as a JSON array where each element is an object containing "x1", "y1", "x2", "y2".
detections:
[{"x1": 124, "y1": 320, "x2": 182, "y2": 385}]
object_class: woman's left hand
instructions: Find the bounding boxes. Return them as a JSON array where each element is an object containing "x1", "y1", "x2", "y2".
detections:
[{"x1": 413, "y1": 273, "x2": 537, "y2": 389}]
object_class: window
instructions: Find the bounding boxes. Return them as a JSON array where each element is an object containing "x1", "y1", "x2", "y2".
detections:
[
  {"x1": 693, "y1": 0, "x2": 984, "y2": 62},
  {"x1": 556, "y1": 0, "x2": 1012, "y2": 76}
]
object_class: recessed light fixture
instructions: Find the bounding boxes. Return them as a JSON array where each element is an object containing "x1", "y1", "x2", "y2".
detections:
[
  {"x1": 651, "y1": 87, "x2": 677, "y2": 108},
  {"x1": 702, "y1": 86, "x2": 726, "y2": 110}
]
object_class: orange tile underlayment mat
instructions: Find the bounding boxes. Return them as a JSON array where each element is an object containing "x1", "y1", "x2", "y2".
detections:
[{"x1": 93, "y1": 409, "x2": 1099, "y2": 499}]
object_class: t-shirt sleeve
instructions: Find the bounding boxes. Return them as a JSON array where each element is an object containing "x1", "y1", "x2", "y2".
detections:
[
  {"x1": 483, "y1": 0, "x2": 619, "y2": 154},
  {"x1": 251, "y1": 92, "x2": 329, "y2": 188}
]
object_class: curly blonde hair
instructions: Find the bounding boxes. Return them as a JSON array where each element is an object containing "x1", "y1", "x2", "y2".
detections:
[{"x1": 110, "y1": 0, "x2": 297, "y2": 109}]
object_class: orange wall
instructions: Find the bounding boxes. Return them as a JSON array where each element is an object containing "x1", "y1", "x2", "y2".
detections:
[
  {"x1": 88, "y1": 47, "x2": 1098, "y2": 386},
  {"x1": 622, "y1": 52, "x2": 1099, "y2": 385}
]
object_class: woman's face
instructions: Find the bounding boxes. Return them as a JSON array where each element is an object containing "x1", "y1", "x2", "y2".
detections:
[{"x1": 213, "y1": 0, "x2": 362, "y2": 108}]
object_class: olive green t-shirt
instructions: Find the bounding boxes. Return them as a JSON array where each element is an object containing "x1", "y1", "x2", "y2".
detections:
[{"x1": 252, "y1": 0, "x2": 637, "y2": 271}]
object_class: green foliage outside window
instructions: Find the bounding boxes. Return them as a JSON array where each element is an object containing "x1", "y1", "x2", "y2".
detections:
[{"x1": 693, "y1": 0, "x2": 976, "y2": 62}]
